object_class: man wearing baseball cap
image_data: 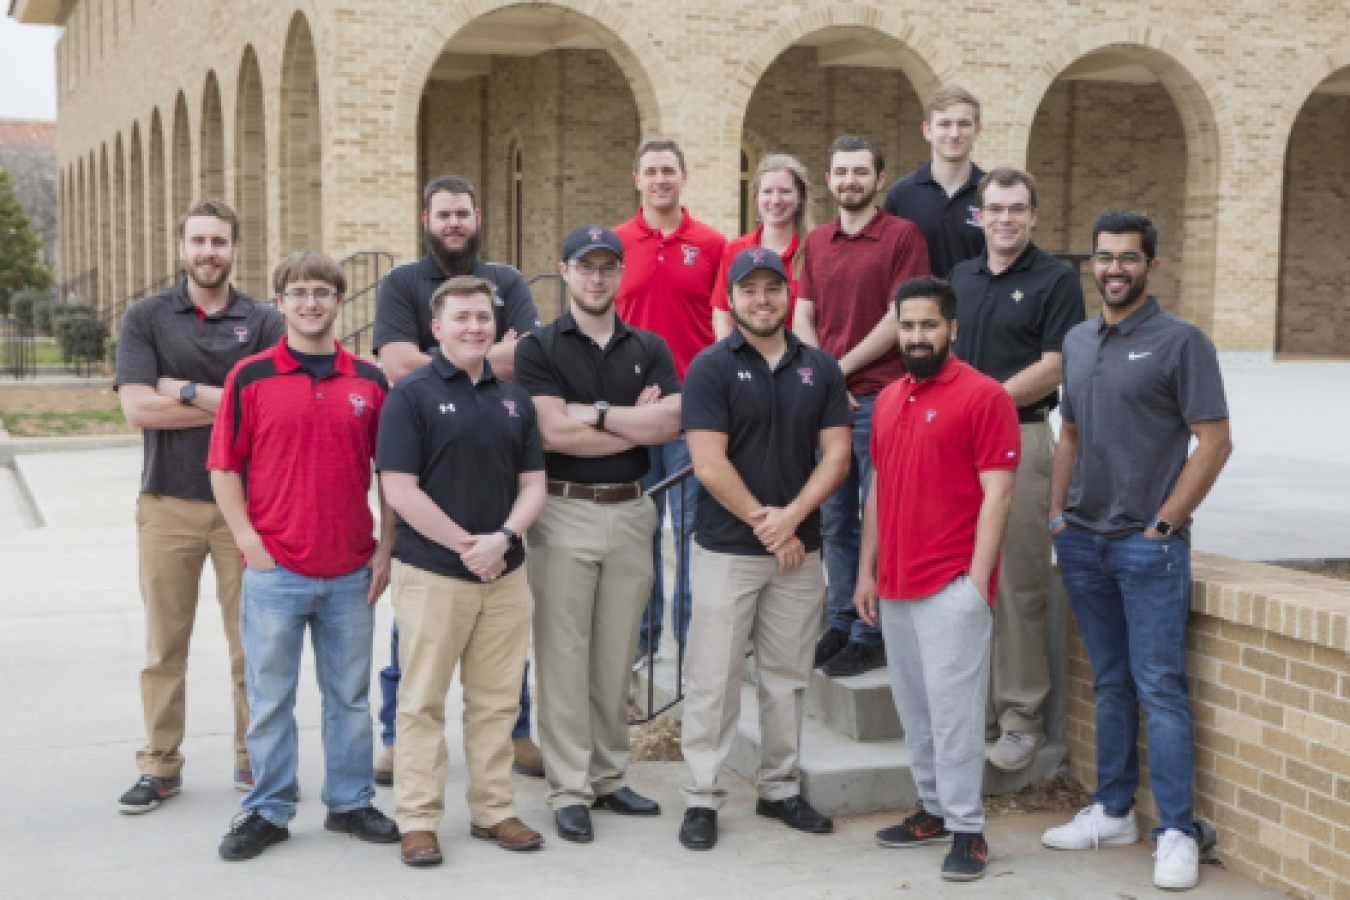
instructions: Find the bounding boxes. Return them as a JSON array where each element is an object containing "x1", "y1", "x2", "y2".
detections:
[
  {"x1": 515, "y1": 225, "x2": 683, "y2": 843},
  {"x1": 676, "y1": 247, "x2": 852, "y2": 850}
]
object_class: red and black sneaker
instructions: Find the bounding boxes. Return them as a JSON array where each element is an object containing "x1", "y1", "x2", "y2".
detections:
[
  {"x1": 118, "y1": 774, "x2": 182, "y2": 814},
  {"x1": 942, "y1": 831, "x2": 989, "y2": 882},
  {"x1": 876, "y1": 809, "x2": 951, "y2": 847}
]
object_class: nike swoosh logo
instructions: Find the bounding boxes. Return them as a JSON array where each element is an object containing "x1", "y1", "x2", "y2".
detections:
[{"x1": 1128, "y1": 352, "x2": 1151, "y2": 360}]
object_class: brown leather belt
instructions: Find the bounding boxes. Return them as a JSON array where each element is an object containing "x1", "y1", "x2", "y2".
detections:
[{"x1": 547, "y1": 480, "x2": 643, "y2": 504}]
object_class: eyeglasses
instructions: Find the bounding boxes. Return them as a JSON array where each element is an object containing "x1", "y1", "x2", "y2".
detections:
[
  {"x1": 282, "y1": 287, "x2": 339, "y2": 301},
  {"x1": 1091, "y1": 252, "x2": 1148, "y2": 269},
  {"x1": 980, "y1": 204, "x2": 1034, "y2": 219},
  {"x1": 570, "y1": 261, "x2": 622, "y2": 279}
]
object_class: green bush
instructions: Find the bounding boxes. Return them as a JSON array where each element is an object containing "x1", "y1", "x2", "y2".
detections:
[
  {"x1": 9, "y1": 289, "x2": 47, "y2": 325},
  {"x1": 55, "y1": 316, "x2": 108, "y2": 364},
  {"x1": 32, "y1": 300, "x2": 56, "y2": 335}
]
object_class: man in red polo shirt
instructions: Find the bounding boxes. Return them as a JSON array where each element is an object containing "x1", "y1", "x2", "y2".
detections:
[
  {"x1": 855, "y1": 277, "x2": 1018, "y2": 883},
  {"x1": 614, "y1": 137, "x2": 726, "y2": 663},
  {"x1": 795, "y1": 135, "x2": 930, "y2": 677},
  {"x1": 208, "y1": 250, "x2": 399, "y2": 861}
]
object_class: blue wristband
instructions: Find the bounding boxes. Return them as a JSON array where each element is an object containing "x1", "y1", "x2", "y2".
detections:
[{"x1": 1048, "y1": 516, "x2": 1065, "y2": 532}]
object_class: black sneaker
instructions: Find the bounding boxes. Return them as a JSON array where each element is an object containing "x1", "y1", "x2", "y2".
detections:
[
  {"x1": 821, "y1": 641, "x2": 886, "y2": 677},
  {"x1": 219, "y1": 811, "x2": 290, "y2": 861},
  {"x1": 942, "y1": 832, "x2": 989, "y2": 882},
  {"x1": 325, "y1": 806, "x2": 401, "y2": 844},
  {"x1": 813, "y1": 627, "x2": 850, "y2": 669},
  {"x1": 118, "y1": 775, "x2": 182, "y2": 815},
  {"x1": 876, "y1": 809, "x2": 952, "y2": 847}
]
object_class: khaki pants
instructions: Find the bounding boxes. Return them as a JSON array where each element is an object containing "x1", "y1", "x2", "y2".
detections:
[
  {"x1": 987, "y1": 420, "x2": 1054, "y2": 737},
  {"x1": 682, "y1": 544, "x2": 826, "y2": 809},
  {"x1": 135, "y1": 494, "x2": 248, "y2": 777},
  {"x1": 527, "y1": 494, "x2": 656, "y2": 810},
  {"x1": 392, "y1": 561, "x2": 532, "y2": 833}
]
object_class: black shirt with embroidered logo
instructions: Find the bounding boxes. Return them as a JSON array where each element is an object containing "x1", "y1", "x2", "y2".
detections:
[{"x1": 883, "y1": 162, "x2": 986, "y2": 278}]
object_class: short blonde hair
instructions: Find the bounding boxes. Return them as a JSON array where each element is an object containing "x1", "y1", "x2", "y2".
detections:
[
  {"x1": 177, "y1": 198, "x2": 240, "y2": 242},
  {"x1": 430, "y1": 275, "x2": 494, "y2": 318},
  {"x1": 926, "y1": 85, "x2": 981, "y2": 123},
  {"x1": 273, "y1": 250, "x2": 345, "y2": 296}
]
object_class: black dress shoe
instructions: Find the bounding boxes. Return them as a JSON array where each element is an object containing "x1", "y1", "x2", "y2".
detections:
[
  {"x1": 592, "y1": 787, "x2": 661, "y2": 816},
  {"x1": 555, "y1": 805, "x2": 593, "y2": 843},
  {"x1": 756, "y1": 796, "x2": 834, "y2": 834},
  {"x1": 821, "y1": 641, "x2": 887, "y2": 677},
  {"x1": 325, "y1": 806, "x2": 401, "y2": 844},
  {"x1": 679, "y1": 808, "x2": 717, "y2": 850},
  {"x1": 219, "y1": 811, "x2": 290, "y2": 861}
]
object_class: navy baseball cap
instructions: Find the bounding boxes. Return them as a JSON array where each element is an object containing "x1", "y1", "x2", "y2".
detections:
[
  {"x1": 562, "y1": 225, "x2": 624, "y2": 262},
  {"x1": 727, "y1": 246, "x2": 787, "y2": 287}
]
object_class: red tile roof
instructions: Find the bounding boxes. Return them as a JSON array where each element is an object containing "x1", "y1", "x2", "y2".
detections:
[{"x1": 0, "y1": 119, "x2": 57, "y2": 151}]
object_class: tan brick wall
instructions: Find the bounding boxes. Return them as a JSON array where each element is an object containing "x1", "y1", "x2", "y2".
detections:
[{"x1": 1066, "y1": 555, "x2": 1350, "y2": 898}]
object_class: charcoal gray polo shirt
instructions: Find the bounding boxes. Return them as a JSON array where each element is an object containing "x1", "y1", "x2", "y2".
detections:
[
  {"x1": 1060, "y1": 297, "x2": 1229, "y2": 542},
  {"x1": 114, "y1": 282, "x2": 285, "y2": 501}
]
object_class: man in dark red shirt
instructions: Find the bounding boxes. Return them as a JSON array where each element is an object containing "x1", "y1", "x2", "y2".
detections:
[
  {"x1": 614, "y1": 138, "x2": 727, "y2": 663},
  {"x1": 208, "y1": 251, "x2": 399, "y2": 861},
  {"x1": 794, "y1": 136, "x2": 930, "y2": 676},
  {"x1": 855, "y1": 277, "x2": 1018, "y2": 883}
]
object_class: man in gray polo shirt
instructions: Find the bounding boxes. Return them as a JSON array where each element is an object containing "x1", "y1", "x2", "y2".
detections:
[
  {"x1": 114, "y1": 198, "x2": 284, "y2": 814},
  {"x1": 1042, "y1": 210, "x2": 1231, "y2": 893}
]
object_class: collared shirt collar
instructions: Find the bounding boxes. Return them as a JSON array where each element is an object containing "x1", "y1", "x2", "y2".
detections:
[
  {"x1": 1099, "y1": 295, "x2": 1162, "y2": 336},
  {"x1": 749, "y1": 223, "x2": 800, "y2": 260},
  {"x1": 430, "y1": 347, "x2": 498, "y2": 383},
  {"x1": 903, "y1": 353, "x2": 960, "y2": 386},
  {"x1": 171, "y1": 280, "x2": 249, "y2": 319},
  {"x1": 271, "y1": 336, "x2": 357, "y2": 377},
  {"x1": 557, "y1": 309, "x2": 632, "y2": 341},
  {"x1": 726, "y1": 326, "x2": 803, "y2": 365},
  {"x1": 829, "y1": 206, "x2": 887, "y2": 242},
  {"x1": 977, "y1": 241, "x2": 1039, "y2": 277},
  {"x1": 628, "y1": 207, "x2": 692, "y2": 241},
  {"x1": 915, "y1": 161, "x2": 983, "y2": 196}
]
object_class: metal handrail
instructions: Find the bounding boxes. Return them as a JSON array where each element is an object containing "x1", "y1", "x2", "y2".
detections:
[
  {"x1": 629, "y1": 463, "x2": 694, "y2": 725},
  {"x1": 0, "y1": 316, "x2": 37, "y2": 379},
  {"x1": 337, "y1": 251, "x2": 396, "y2": 357},
  {"x1": 99, "y1": 270, "x2": 184, "y2": 334},
  {"x1": 527, "y1": 273, "x2": 567, "y2": 322},
  {"x1": 54, "y1": 266, "x2": 100, "y2": 307}
]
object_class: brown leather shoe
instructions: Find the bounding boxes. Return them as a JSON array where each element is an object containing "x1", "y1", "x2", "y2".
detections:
[
  {"x1": 400, "y1": 830, "x2": 442, "y2": 867},
  {"x1": 374, "y1": 745, "x2": 394, "y2": 787},
  {"x1": 512, "y1": 736, "x2": 545, "y2": 778},
  {"x1": 470, "y1": 817, "x2": 544, "y2": 851}
]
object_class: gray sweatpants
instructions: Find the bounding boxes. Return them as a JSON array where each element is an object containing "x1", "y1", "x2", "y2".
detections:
[{"x1": 880, "y1": 575, "x2": 993, "y2": 833}]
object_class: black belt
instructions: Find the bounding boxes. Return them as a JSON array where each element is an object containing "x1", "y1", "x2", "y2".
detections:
[
  {"x1": 1018, "y1": 408, "x2": 1049, "y2": 424},
  {"x1": 547, "y1": 480, "x2": 643, "y2": 504}
]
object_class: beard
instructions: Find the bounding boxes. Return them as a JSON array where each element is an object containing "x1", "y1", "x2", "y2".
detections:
[
  {"x1": 569, "y1": 288, "x2": 615, "y2": 318},
  {"x1": 833, "y1": 185, "x2": 879, "y2": 213},
  {"x1": 186, "y1": 258, "x2": 231, "y2": 291},
  {"x1": 1096, "y1": 271, "x2": 1149, "y2": 309},
  {"x1": 730, "y1": 301, "x2": 787, "y2": 339},
  {"x1": 901, "y1": 337, "x2": 952, "y2": 380},
  {"x1": 426, "y1": 228, "x2": 481, "y2": 276}
]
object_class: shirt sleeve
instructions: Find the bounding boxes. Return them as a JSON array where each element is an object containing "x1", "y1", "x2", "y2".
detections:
[
  {"x1": 113, "y1": 303, "x2": 159, "y2": 389},
  {"x1": 374, "y1": 388, "x2": 424, "y2": 475},
  {"x1": 680, "y1": 352, "x2": 730, "y2": 434},
  {"x1": 819, "y1": 355, "x2": 853, "y2": 429},
  {"x1": 371, "y1": 268, "x2": 421, "y2": 354},
  {"x1": 206, "y1": 362, "x2": 252, "y2": 472},
  {"x1": 513, "y1": 333, "x2": 563, "y2": 400},
  {"x1": 516, "y1": 393, "x2": 546, "y2": 473},
  {"x1": 646, "y1": 335, "x2": 682, "y2": 397},
  {"x1": 497, "y1": 267, "x2": 542, "y2": 337},
  {"x1": 970, "y1": 384, "x2": 1022, "y2": 471},
  {"x1": 1175, "y1": 329, "x2": 1230, "y2": 425},
  {"x1": 710, "y1": 248, "x2": 733, "y2": 312},
  {"x1": 798, "y1": 235, "x2": 818, "y2": 302},
  {"x1": 889, "y1": 220, "x2": 932, "y2": 293},
  {"x1": 1039, "y1": 267, "x2": 1087, "y2": 353}
]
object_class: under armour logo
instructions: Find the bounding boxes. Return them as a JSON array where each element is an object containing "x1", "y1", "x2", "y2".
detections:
[
  {"x1": 798, "y1": 367, "x2": 813, "y2": 385},
  {"x1": 349, "y1": 394, "x2": 368, "y2": 418},
  {"x1": 440, "y1": 403, "x2": 456, "y2": 414},
  {"x1": 502, "y1": 400, "x2": 519, "y2": 417},
  {"x1": 635, "y1": 364, "x2": 642, "y2": 374},
  {"x1": 589, "y1": 227, "x2": 603, "y2": 241},
  {"x1": 682, "y1": 245, "x2": 699, "y2": 266},
  {"x1": 738, "y1": 371, "x2": 752, "y2": 381},
  {"x1": 750, "y1": 248, "x2": 766, "y2": 263}
]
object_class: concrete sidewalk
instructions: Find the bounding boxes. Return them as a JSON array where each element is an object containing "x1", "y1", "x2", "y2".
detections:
[{"x1": 0, "y1": 447, "x2": 1281, "y2": 897}]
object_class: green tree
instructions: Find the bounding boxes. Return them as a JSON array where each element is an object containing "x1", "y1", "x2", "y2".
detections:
[{"x1": 0, "y1": 167, "x2": 53, "y2": 315}]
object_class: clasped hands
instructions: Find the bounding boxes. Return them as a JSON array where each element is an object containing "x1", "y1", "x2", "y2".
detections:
[
  {"x1": 460, "y1": 531, "x2": 512, "y2": 582},
  {"x1": 750, "y1": 504, "x2": 806, "y2": 571}
]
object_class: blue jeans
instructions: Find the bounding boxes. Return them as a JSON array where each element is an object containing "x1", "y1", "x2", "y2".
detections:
[
  {"x1": 1053, "y1": 528, "x2": 1195, "y2": 835},
  {"x1": 379, "y1": 620, "x2": 531, "y2": 746},
  {"x1": 820, "y1": 393, "x2": 882, "y2": 645},
  {"x1": 639, "y1": 436, "x2": 698, "y2": 648},
  {"x1": 240, "y1": 565, "x2": 376, "y2": 827}
]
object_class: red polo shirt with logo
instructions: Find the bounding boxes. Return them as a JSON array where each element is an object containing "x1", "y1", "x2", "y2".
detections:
[
  {"x1": 710, "y1": 225, "x2": 801, "y2": 326},
  {"x1": 869, "y1": 356, "x2": 1020, "y2": 604},
  {"x1": 798, "y1": 209, "x2": 930, "y2": 396},
  {"x1": 208, "y1": 338, "x2": 389, "y2": 578},
  {"x1": 614, "y1": 207, "x2": 727, "y2": 380}
]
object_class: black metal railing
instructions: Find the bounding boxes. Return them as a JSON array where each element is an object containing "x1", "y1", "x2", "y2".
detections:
[
  {"x1": 337, "y1": 251, "x2": 396, "y2": 356},
  {"x1": 629, "y1": 464, "x2": 695, "y2": 725},
  {"x1": 527, "y1": 273, "x2": 567, "y2": 322},
  {"x1": 60, "y1": 317, "x2": 106, "y2": 378},
  {"x1": 55, "y1": 266, "x2": 100, "y2": 307},
  {"x1": 99, "y1": 270, "x2": 183, "y2": 336},
  {"x1": 1053, "y1": 252, "x2": 1092, "y2": 274},
  {"x1": 0, "y1": 317, "x2": 37, "y2": 379}
]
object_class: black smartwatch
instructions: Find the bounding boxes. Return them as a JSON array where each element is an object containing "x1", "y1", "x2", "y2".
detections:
[
  {"x1": 1150, "y1": 517, "x2": 1175, "y2": 537},
  {"x1": 593, "y1": 401, "x2": 610, "y2": 431},
  {"x1": 179, "y1": 382, "x2": 197, "y2": 406},
  {"x1": 499, "y1": 527, "x2": 518, "y2": 546}
]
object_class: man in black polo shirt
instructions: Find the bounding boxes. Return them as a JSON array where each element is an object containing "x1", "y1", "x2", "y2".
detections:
[
  {"x1": 376, "y1": 276, "x2": 548, "y2": 867},
  {"x1": 677, "y1": 247, "x2": 852, "y2": 851},
  {"x1": 515, "y1": 225, "x2": 682, "y2": 844},
  {"x1": 947, "y1": 168, "x2": 1084, "y2": 773},
  {"x1": 371, "y1": 172, "x2": 544, "y2": 784},
  {"x1": 113, "y1": 198, "x2": 284, "y2": 814},
  {"x1": 884, "y1": 85, "x2": 986, "y2": 278}
]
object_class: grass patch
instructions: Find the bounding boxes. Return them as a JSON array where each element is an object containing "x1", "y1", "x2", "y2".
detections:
[{"x1": 0, "y1": 409, "x2": 135, "y2": 438}]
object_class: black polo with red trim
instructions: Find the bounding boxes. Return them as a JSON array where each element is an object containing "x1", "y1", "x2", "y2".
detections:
[{"x1": 207, "y1": 338, "x2": 388, "y2": 578}]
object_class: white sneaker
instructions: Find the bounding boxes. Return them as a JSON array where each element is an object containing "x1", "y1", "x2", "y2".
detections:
[
  {"x1": 1153, "y1": 829, "x2": 1200, "y2": 891},
  {"x1": 1041, "y1": 804, "x2": 1139, "y2": 850}
]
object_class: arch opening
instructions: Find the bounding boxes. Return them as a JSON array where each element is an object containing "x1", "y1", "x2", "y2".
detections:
[
  {"x1": 280, "y1": 13, "x2": 323, "y2": 257},
  {"x1": 98, "y1": 147, "x2": 111, "y2": 311},
  {"x1": 149, "y1": 109, "x2": 169, "y2": 281},
  {"x1": 200, "y1": 72, "x2": 225, "y2": 199},
  {"x1": 129, "y1": 124, "x2": 147, "y2": 296},
  {"x1": 172, "y1": 93, "x2": 192, "y2": 235},
  {"x1": 235, "y1": 48, "x2": 268, "y2": 299}
]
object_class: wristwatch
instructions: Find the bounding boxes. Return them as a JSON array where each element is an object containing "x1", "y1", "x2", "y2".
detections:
[
  {"x1": 179, "y1": 382, "x2": 197, "y2": 406},
  {"x1": 593, "y1": 401, "x2": 610, "y2": 431},
  {"x1": 499, "y1": 527, "x2": 519, "y2": 546},
  {"x1": 1150, "y1": 517, "x2": 1175, "y2": 537}
]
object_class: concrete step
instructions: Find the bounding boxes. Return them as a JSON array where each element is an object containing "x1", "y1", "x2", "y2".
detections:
[
  {"x1": 805, "y1": 667, "x2": 903, "y2": 742},
  {"x1": 633, "y1": 656, "x2": 1067, "y2": 817}
]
